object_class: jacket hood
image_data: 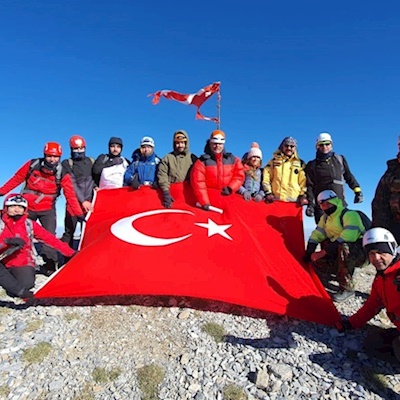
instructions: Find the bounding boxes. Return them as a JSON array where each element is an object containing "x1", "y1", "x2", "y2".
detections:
[
  {"x1": 172, "y1": 130, "x2": 190, "y2": 153},
  {"x1": 325, "y1": 196, "x2": 345, "y2": 212}
]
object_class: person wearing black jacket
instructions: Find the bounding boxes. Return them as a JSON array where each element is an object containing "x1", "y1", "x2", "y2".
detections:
[
  {"x1": 61, "y1": 135, "x2": 96, "y2": 248},
  {"x1": 92, "y1": 137, "x2": 130, "y2": 189},
  {"x1": 305, "y1": 132, "x2": 363, "y2": 224}
]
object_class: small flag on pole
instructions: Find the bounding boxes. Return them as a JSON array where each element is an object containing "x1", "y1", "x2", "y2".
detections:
[{"x1": 149, "y1": 82, "x2": 220, "y2": 122}]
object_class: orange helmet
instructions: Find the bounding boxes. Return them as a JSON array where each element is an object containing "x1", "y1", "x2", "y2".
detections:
[
  {"x1": 43, "y1": 142, "x2": 62, "y2": 157},
  {"x1": 69, "y1": 135, "x2": 86, "y2": 148}
]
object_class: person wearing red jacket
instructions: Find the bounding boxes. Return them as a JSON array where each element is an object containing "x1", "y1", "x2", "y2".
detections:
[
  {"x1": 337, "y1": 227, "x2": 400, "y2": 363},
  {"x1": 0, "y1": 142, "x2": 83, "y2": 274},
  {"x1": 0, "y1": 194, "x2": 75, "y2": 299},
  {"x1": 191, "y1": 130, "x2": 244, "y2": 210}
]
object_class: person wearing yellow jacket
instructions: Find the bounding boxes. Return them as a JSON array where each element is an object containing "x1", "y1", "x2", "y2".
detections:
[
  {"x1": 303, "y1": 190, "x2": 367, "y2": 303},
  {"x1": 262, "y1": 136, "x2": 307, "y2": 204}
]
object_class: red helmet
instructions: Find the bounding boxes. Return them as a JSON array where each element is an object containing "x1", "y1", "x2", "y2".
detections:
[
  {"x1": 43, "y1": 142, "x2": 62, "y2": 157},
  {"x1": 69, "y1": 135, "x2": 86, "y2": 148}
]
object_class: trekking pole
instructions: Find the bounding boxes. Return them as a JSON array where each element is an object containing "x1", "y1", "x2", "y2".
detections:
[{"x1": 0, "y1": 245, "x2": 23, "y2": 262}]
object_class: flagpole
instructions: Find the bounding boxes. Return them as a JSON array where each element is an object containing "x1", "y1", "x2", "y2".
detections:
[{"x1": 216, "y1": 89, "x2": 221, "y2": 129}]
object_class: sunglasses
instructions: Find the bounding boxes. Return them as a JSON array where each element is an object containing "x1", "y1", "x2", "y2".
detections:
[
  {"x1": 318, "y1": 142, "x2": 332, "y2": 147},
  {"x1": 284, "y1": 144, "x2": 295, "y2": 148}
]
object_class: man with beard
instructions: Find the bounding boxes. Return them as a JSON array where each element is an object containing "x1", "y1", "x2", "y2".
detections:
[
  {"x1": 191, "y1": 130, "x2": 244, "y2": 210},
  {"x1": 93, "y1": 137, "x2": 130, "y2": 189}
]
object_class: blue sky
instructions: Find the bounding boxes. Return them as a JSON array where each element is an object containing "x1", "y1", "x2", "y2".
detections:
[{"x1": 1, "y1": 1, "x2": 399, "y2": 234}]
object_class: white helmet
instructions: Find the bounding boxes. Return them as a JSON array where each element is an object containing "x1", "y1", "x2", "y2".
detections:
[
  {"x1": 317, "y1": 190, "x2": 337, "y2": 204},
  {"x1": 316, "y1": 132, "x2": 332, "y2": 144},
  {"x1": 4, "y1": 194, "x2": 28, "y2": 209},
  {"x1": 363, "y1": 227, "x2": 398, "y2": 256}
]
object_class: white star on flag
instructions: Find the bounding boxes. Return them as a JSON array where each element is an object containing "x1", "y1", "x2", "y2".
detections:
[{"x1": 195, "y1": 218, "x2": 232, "y2": 241}]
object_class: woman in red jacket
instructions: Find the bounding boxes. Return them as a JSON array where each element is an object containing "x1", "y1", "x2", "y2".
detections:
[
  {"x1": 0, "y1": 194, "x2": 76, "y2": 299},
  {"x1": 191, "y1": 130, "x2": 244, "y2": 210}
]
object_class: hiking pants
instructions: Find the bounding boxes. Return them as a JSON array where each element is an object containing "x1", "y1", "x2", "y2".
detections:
[
  {"x1": 28, "y1": 209, "x2": 58, "y2": 263},
  {"x1": 0, "y1": 263, "x2": 35, "y2": 297},
  {"x1": 61, "y1": 210, "x2": 79, "y2": 248},
  {"x1": 314, "y1": 240, "x2": 366, "y2": 291}
]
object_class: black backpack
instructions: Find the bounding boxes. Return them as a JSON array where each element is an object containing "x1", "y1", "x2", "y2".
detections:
[{"x1": 340, "y1": 208, "x2": 372, "y2": 231}]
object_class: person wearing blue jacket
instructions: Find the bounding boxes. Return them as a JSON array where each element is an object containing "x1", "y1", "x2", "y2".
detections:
[{"x1": 124, "y1": 136, "x2": 161, "y2": 189}]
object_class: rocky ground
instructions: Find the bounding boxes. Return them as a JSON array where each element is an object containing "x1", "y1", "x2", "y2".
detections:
[{"x1": 0, "y1": 264, "x2": 400, "y2": 400}]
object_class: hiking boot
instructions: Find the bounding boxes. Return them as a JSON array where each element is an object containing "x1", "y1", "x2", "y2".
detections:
[
  {"x1": 332, "y1": 290, "x2": 355, "y2": 303},
  {"x1": 38, "y1": 265, "x2": 55, "y2": 277}
]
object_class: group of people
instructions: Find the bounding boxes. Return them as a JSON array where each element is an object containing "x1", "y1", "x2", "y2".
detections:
[{"x1": 0, "y1": 128, "x2": 400, "y2": 364}]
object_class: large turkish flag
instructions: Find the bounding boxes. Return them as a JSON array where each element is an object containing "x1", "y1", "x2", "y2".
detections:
[{"x1": 35, "y1": 183, "x2": 340, "y2": 325}]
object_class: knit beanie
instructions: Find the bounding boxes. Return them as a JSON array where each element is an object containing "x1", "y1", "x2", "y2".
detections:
[
  {"x1": 108, "y1": 137, "x2": 123, "y2": 148},
  {"x1": 247, "y1": 142, "x2": 262, "y2": 159},
  {"x1": 364, "y1": 242, "x2": 394, "y2": 255},
  {"x1": 210, "y1": 130, "x2": 226, "y2": 144},
  {"x1": 174, "y1": 131, "x2": 188, "y2": 142},
  {"x1": 279, "y1": 136, "x2": 297, "y2": 152}
]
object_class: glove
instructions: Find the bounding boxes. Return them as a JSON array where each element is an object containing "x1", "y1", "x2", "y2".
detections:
[
  {"x1": 303, "y1": 241, "x2": 319, "y2": 263},
  {"x1": 163, "y1": 191, "x2": 174, "y2": 208},
  {"x1": 254, "y1": 194, "x2": 264, "y2": 203},
  {"x1": 202, "y1": 204, "x2": 210, "y2": 211},
  {"x1": 265, "y1": 194, "x2": 274, "y2": 203},
  {"x1": 4, "y1": 237, "x2": 26, "y2": 248},
  {"x1": 298, "y1": 195, "x2": 308, "y2": 206},
  {"x1": 354, "y1": 191, "x2": 364, "y2": 204},
  {"x1": 393, "y1": 275, "x2": 400, "y2": 292},
  {"x1": 243, "y1": 191, "x2": 252, "y2": 201},
  {"x1": 336, "y1": 319, "x2": 353, "y2": 333},
  {"x1": 221, "y1": 187, "x2": 232, "y2": 196},
  {"x1": 130, "y1": 175, "x2": 140, "y2": 189},
  {"x1": 305, "y1": 206, "x2": 314, "y2": 217}
]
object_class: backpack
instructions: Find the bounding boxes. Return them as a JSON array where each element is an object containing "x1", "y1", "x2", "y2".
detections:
[
  {"x1": 30, "y1": 158, "x2": 63, "y2": 183},
  {"x1": 0, "y1": 218, "x2": 45, "y2": 268},
  {"x1": 67, "y1": 157, "x2": 95, "y2": 168},
  {"x1": 339, "y1": 208, "x2": 372, "y2": 231},
  {"x1": 22, "y1": 158, "x2": 63, "y2": 198}
]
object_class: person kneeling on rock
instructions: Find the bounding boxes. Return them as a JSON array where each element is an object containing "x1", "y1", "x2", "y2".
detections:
[
  {"x1": 337, "y1": 227, "x2": 400, "y2": 363},
  {"x1": 303, "y1": 190, "x2": 367, "y2": 303},
  {"x1": 0, "y1": 194, "x2": 76, "y2": 299}
]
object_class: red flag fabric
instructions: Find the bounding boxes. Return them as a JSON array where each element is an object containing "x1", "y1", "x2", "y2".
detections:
[
  {"x1": 35, "y1": 183, "x2": 340, "y2": 326},
  {"x1": 148, "y1": 82, "x2": 220, "y2": 122}
]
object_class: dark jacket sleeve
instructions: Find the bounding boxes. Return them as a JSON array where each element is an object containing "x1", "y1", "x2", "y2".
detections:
[
  {"x1": 60, "y1": 174, "x2": 84, "y2": 217},
  {"x1": 305, "y1": 160, "x2": 316, "y2": 206},
  {"x1": 341, "y1": 155, "x2": 360, "y2": 190},
  {"x1": 372, "y1": 173, "x2": 391, "y2": 228},
  {"x1": 92, "y1": 154, "x2": 107, "y2": 186}
]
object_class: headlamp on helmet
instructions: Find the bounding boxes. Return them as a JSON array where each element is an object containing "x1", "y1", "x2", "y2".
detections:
[{"x1": 5, "y1": 194, "x2": 28, "y2": 209}]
